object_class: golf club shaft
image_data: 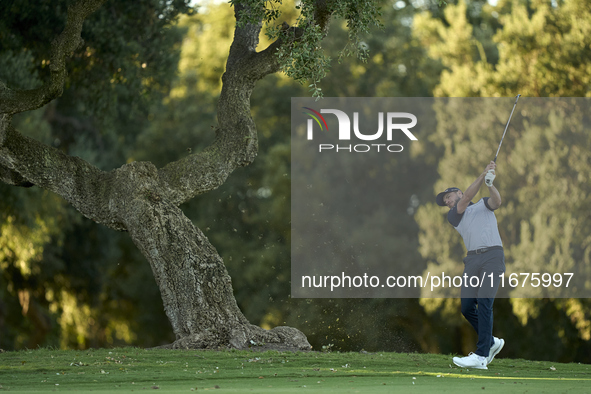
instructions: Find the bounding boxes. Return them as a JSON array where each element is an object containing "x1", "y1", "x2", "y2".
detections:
[{"x1": 494, "y1": 94, "x2": 521, "y2": 163}]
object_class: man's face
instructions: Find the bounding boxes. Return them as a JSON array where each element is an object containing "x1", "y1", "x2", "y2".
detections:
[{"x1": 443, "y1": 190, "x2": 462, "y2": 209}]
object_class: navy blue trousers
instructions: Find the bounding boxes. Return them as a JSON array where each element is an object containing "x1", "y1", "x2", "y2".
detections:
[{"x1": 460, "y1": 248, "x2": 505, "y2": 357}]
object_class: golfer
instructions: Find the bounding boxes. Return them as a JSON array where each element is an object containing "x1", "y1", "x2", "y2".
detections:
[{"x1": 436, "y1": 161, "x2": 505, "y2": 369}]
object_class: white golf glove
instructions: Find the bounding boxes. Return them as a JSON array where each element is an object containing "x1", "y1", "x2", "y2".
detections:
[{"x1": 485, "y1": 169, "x2": 496, "y2": 187}]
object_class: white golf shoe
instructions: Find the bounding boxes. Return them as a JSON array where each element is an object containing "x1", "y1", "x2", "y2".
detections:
[
  {"x1": 453, "y1": 352, "x2": 488, "y2": 369},
  {"x1": 487, "y1": 337, "x2": 505, "y2": 364}
]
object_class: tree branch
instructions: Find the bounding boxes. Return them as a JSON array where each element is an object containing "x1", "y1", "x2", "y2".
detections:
[
  {"x1": 158, "y1": 1, "x2": 267, "y2": 206},
  {"x1": 0, "y1": 115, "x2": 125, "y2": 230},
  {"x1": 157, "y1": 1, "x2": 336, "y2": 206},
  {"x1": 226, "y1": 2, "x2": 264, "y2": 70},
  {"x1": 0, "y1": 0, "x2": 106, "y2": 115},
  {"x1": 244, "y1": 0, "x2": 333, "y2": 80},
  {"x1": 157, "y1": 146, "x2": 234, "y2": 206},
  {"x1": 243, "y1": 24, "x2": 304, "y2": 79}
]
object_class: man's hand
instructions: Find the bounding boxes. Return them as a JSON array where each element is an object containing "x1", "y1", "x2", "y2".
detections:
[
  {"x1": 485, "y1": 170, "x2": 496, "y2": 187},
  {"x1": 457, "y1": 161, "x2": 499, "y2": 213},
  {"x1": 483, "y1": 161, "x2": 496, "y2": 186}
]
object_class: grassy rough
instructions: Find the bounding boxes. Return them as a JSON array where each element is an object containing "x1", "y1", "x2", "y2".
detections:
[{"x1": 0, "y1": 347, "x2": 590, "y2": 393}]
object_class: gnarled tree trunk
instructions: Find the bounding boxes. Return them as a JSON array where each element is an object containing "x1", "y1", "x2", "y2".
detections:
[{"x1": 0, "y1": 0, "x2": 335, "y2": 350}]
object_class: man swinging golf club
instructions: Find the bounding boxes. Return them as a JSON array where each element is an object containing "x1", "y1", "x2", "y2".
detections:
[
  {"x1": 436, "y1": 95, "x2": 519, "y2": 369},
  {"x1": 436, "y1": 161, "x2": 505, "y2": 369}
]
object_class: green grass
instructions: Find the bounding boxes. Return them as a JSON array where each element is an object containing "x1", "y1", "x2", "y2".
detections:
[{"x1": 0, "y1": 348, "x2": 589, "y2": 393}]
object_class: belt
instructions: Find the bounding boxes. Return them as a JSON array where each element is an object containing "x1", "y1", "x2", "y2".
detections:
[{"x1": 467, "y1": 246, "x2": 503, "y2": 255}]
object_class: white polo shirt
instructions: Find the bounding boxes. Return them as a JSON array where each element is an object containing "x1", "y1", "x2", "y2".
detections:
[{"x1": 447, "y1": 198, "x2": 503, "y2": 252}]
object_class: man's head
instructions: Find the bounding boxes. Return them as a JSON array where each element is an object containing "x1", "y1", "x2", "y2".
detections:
[{"x1": 436, "y1": 187, "x2": 463, "y2": 209}]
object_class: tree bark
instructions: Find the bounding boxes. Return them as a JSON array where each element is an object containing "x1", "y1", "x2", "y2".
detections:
[{"x1": 0, "y1": 0, "x2": 325, "y2": 350}]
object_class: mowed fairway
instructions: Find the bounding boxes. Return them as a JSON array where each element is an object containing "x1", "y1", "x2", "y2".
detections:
[{"x1": 0, "y1": 348, "x2": 589, "y2": 393}]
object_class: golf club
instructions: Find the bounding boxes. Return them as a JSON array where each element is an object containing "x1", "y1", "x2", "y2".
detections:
[{"x1": 494, "y1": 94, "x2": 521, "y2": 163}]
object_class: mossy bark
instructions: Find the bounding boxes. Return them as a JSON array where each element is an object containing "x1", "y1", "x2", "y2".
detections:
[{"x1": 0, "y1": 0, "x2": 314, "y2": 350}]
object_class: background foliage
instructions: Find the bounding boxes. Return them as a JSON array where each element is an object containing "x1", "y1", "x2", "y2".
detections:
[{"x1": 0, "y1": 0, "x2": 589, "y2": 363}]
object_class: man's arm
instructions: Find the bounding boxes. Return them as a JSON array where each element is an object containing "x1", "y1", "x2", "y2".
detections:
[
  {"x1": 487, "y1": 183, "x2": 502, "y2": 209},
  {"x1": 457, "y1": 161, "x2": 497, "y2": 214}
]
